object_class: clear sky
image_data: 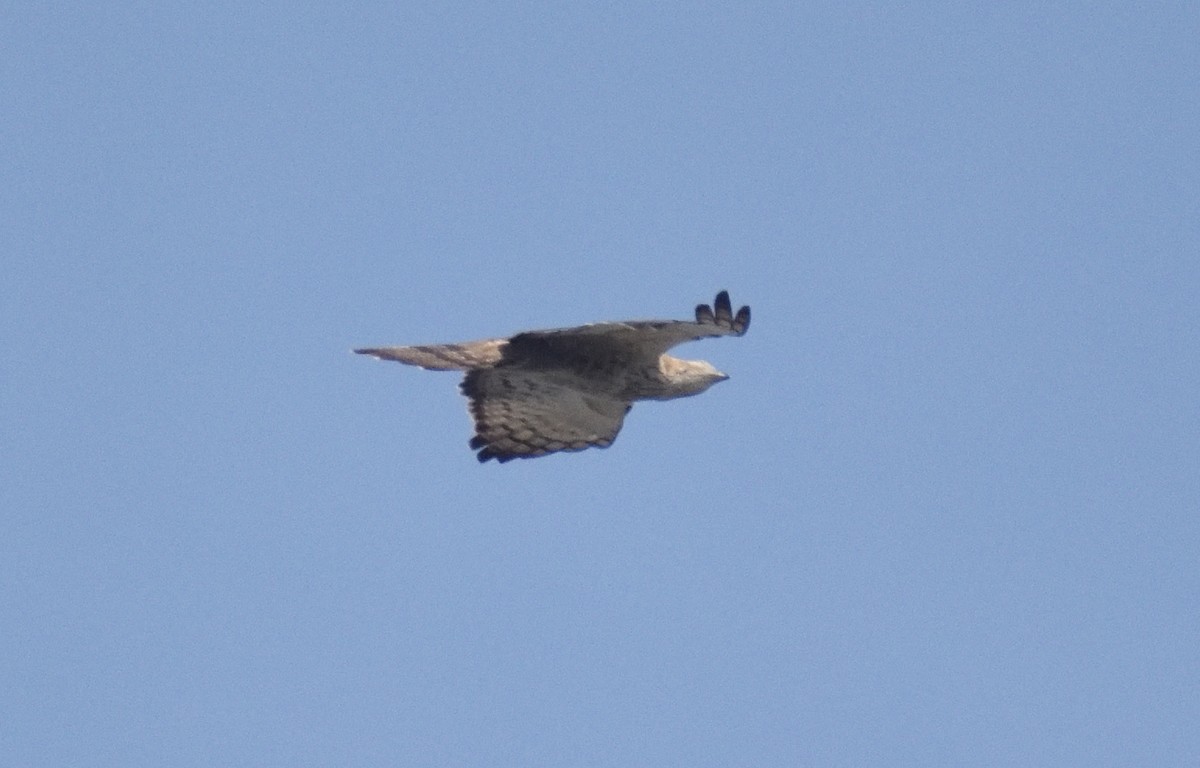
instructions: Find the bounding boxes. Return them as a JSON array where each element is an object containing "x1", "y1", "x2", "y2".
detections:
[{"x1": 4, "y1": 2, "x2": 1198, "y2": 766}]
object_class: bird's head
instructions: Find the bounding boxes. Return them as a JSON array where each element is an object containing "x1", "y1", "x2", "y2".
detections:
[{"x1": 661, "y1": 357, "x2": 730, "y2": 397}]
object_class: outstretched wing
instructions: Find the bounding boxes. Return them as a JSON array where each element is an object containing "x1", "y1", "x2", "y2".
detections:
[
  {"x1": 507, "y1": 290, "x2": 750, "y2": 362},
  {"x1": 460, "y1": 367, "x2": 631, "y2": 463},
  {"x1": 354, "y1": 292, "x2": 748, "y2": 370},
  {"x1": 354, "y1": 339, "x2": 505, "y2": 371}
]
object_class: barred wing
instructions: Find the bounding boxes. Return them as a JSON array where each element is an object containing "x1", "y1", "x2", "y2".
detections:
[{"x1": 460, "y1": 368, "x2": 631, "y2": 463}]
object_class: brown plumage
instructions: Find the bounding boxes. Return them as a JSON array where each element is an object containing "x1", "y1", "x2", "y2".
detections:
[{"x1": 356, "y1": 291, "x2": 750, "y2": 462}]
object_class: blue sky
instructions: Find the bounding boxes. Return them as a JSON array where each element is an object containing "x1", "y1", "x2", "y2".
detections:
[{"x1": 4, "y1": 2, "x2": 1198, "y2": 765}]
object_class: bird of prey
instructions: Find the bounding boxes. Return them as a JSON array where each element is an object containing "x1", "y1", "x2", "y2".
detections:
[{"x1": 355, "y1": 290, "x2": 750, "y2": 463}]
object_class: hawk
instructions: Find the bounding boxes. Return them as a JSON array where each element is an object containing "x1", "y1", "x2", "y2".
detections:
[{"x1": 356, "y1": 290, "x2": 750, "y2": 463}]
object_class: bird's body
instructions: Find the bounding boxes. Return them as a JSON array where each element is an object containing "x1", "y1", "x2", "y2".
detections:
[{"x1": 356, "y1": 291, "x2": 750, "y2": 462}]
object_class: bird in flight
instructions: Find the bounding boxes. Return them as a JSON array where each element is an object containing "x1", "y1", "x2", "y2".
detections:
[{"x1": 356, "y1": 290, "x2": 750, "y2": 463}]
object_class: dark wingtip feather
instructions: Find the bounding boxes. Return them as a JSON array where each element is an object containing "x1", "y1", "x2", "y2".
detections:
[
  {"x1": 734, "y1": 305, "x2": 750, "y2": 335},
  {"x1": 697, "y1": 291, "x2": 750, "y2": 335},
  {"x1": 713, "y1": 291, "x2": 733, "y2": 324},
  {"x1": 475, "y1": 442, "x2": 521, "y2": 463}
]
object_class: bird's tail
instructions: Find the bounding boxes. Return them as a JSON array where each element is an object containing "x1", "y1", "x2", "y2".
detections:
[{"x1": 354, "y1": 339, "x2": 506, "y2": 371}]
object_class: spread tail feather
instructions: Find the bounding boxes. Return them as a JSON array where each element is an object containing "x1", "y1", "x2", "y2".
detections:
[{"x1": 354, "y1": 339, "x2": 506, "y2": 371}]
